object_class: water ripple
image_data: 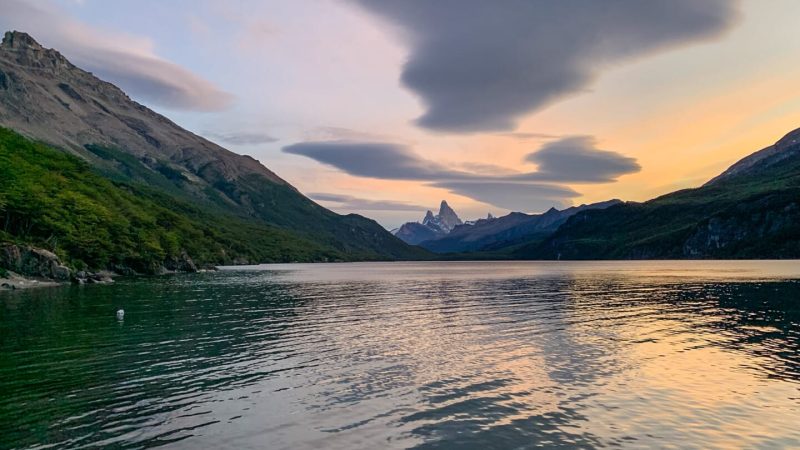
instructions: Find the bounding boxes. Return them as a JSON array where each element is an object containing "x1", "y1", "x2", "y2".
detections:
[{"x1": 1, "y1": 261, "x2": 800, "y2": 449}]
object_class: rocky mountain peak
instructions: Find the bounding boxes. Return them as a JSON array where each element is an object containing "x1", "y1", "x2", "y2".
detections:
[
  {"x1": 2, "y1": 31, "x2": 42, "y2": 50},
  {"x1": 394, "y1": 200, "x2": 464, "y2": 244},
  {"x1": 1, "y1": 30, "x2": 72, "y2": 73},
  {"x1": 437, "y1": 200, "x2": 462, "y2": 231},
  {"x1": 0, "y1": 30, "x2": 288, "y2": 191}
]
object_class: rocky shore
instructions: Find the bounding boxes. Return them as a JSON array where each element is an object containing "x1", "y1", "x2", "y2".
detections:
[
  {"x1": 0, "y1": 271, "x2": 63, "y2": 290},
  {"x1": 0, "y1": 243, "x2": 113, "y2": 290},
  {"x1": 0, "y1": 243, "x2": 202, "y2": 290}
]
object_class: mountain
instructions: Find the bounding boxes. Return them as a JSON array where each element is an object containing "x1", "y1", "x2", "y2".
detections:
[
  {"x1": 419, "y1": 200, "x2": 622, "y2": 254},
  {"x1": 0, "y1": 127, "x2": 346, "y2": 274},
  {"x1": 0, "y1": 31, "x2": 427, "y2": 272},
  {"x1": 393, "y1": 222, "x2": 442, "y2": 246},
  {"x1": 430, "y1": 200, "x2": 463, "y2": 232},
  {"x1": 394, "y1": 200, "x2": 464, "y2": 245},
  {"x1": 705, "y1": 127, "x2": 800, "y2": 185},
  {"x1": 518, "y1": 127, "x2": 800, "y2": 259}
]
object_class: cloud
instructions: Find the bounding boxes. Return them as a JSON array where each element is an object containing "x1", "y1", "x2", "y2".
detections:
[
  {"x1": 282, "y1": 139, "x2": 601, "y2": 211},
  {"x1": 309, "y1": 193, "x2": 426, "y2": 211},
  {"x1": 354, "y1": 0, "x2": 738, "y2": 132},
  {"x1": 284, "y1": 137, "x2": 641, "y2": 210},
  {"x1": 522, "y1": 136, "x2": 641, "y2": 182},
  {"x1": 283, "y1": 141, "x2": 468, "y2": 180},
  {"x1": 431, "y1": 181, "x2": 576, "y2": 211},
  {"x1": 0, "y1": 0, "x2": 233, "y2": 111},
  {"x1": 500, "y1": 132, "x2": 558, "y2": 141},
  {"x1": 457, "y1": 162, "x2": 518, "y2": 177},
  {"x1": 205, "y1": 131, "x2": 278, "y2": 146},
  {"x1": 284, "y1": 137, "x2": 638, "y2": 182},
  {"x1": 303, "y1": 126, "x2": 399, "y2": 143}
]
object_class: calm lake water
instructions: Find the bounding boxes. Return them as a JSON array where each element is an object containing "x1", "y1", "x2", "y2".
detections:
[{"x1": 1, "y1": 261, "x2": 800, "y2": 449}]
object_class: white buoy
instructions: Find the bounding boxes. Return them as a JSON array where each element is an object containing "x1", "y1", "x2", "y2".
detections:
[{"x1": 116, "y1": 309, "x2": 125, "y2": 321}]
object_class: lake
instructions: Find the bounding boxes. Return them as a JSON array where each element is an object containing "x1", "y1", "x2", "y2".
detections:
[{"x1": 1, "y1": 261, "x2": 799, "y2": 449}]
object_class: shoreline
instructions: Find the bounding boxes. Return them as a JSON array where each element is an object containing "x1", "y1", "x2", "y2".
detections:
[{"x1": 0, "y1": 271, "x2": 65, "y2": 290}]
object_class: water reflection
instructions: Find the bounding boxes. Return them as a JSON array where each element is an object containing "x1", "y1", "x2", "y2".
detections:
[{"x1": 0, "y1": 262, "x2": 799, "y2": 449}]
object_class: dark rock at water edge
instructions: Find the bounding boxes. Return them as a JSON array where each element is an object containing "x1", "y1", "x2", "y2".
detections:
[
  {"x1": 0, "y1": 242, "x2": 204, "y2": 287},
  {"x1": 162, "y1": 251, "x2": 199, "y2": 274},
  {"x1": 1, "y1": 243, "x2": 72, "y2": 281}
]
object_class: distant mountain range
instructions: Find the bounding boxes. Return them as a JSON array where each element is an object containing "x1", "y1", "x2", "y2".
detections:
[
  {"x1": 519, "y1": 127, "x2": 800, "y2": 259},
  {"x1": 0, "y1": 31, "x2": 426, "y2": 275},
  {"x1": 394, "y1": 199, "x2": 622, "y2": 254},
  {"x1": 392, "y1": 126, "x2": 800, "y2": 259},
  {"x1": 1, "y1": 30, "x2": 798, "y2": 277},
  {"x1": 393, "y1": 200, "x2": 464, "y2": 245},
  {"x1": 424, "y1": 200, "x2": 622, "y2": 254}
]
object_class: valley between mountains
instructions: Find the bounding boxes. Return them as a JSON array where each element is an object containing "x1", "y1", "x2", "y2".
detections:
[{"x1": 1, "y1": 30, "x2": 799, "y2": 286}]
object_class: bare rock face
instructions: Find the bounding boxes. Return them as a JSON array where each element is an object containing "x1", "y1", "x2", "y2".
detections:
[
  {"x1": 682, "y1": 202, "x2": 800, "y2": 257},
  {"x1": 394, "y1": 222, "x2": 442, "y2": 246},
  {"x1": 0, "y1": 243, "x2": 72, "y2": 281},
  {"x1": 163, "y1": 251, "x2": 198, "y2": 273},
  {"x1": 394, "y1": 200, "x2": 464, "y2": 245},
  {"x1": 0, "y1": 31, "x2": 288, "y2": 204},
  {"x1": 436, "y1": 200, "x2": 463, "y2": 232}
]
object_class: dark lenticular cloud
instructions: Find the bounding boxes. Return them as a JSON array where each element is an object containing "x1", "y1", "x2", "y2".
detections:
[
  {"x1": 284, "y1": 138, "x2": 638, "y2": 183},
  {"x1": 282, "y1": 140, "x2": 603, "y2": 211},
  {"x1": 74, "y1": 48, "x2": 233, "y2": 111},
  {"x1": 354, "y1": 0, "x2": 739, "y2": 132},
  {"x1": 283, "y1": 138, "x2": 640, "y2": 211},
  {"x1": 523, "y1": 136, "x2": 641, "y2": 183},
  {"x1": 283, "y1": 141, "x2": 468, "y2": 180}
]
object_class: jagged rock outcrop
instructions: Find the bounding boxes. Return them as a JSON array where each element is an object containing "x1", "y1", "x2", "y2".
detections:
[
  {"x1": 420, "y1": 200, "x2": 622, "y2": 254},
  {"x1": 0, "y1": 241, "x2": 204, "y2": 284},
  {"x1": 394, "y1": 200, "x2": 464, "y2": 245},
  {"x1": 429, "y1": 200, "x2": 463, "y2": 232},
  {"x1": 0, "y1": 243, "x2": 72, "y2": 281},
  {"x1": 163, "y1": 251, "x2": 199, "y2": 273}
]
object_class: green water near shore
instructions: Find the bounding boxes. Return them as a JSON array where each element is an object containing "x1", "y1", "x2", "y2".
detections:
[{"x1": 1, "y1": 261, "x2": 799, "y2": 449}]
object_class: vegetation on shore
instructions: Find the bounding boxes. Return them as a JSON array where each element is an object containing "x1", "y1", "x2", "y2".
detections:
[
  {"x1": 0, "y1": 128, "x2": 369, "y2": 273},
  {"x1": 515, "y1": 149, "x2": 800, "y2": 259}
]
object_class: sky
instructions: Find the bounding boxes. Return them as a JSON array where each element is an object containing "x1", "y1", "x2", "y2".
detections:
[{"x1": 3, "y1": 0, "x2": 800, "y2": 228}]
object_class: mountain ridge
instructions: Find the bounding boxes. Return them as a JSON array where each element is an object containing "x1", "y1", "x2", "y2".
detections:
[
  {"x1": 419, "y1": 200, "x2": 622, "y2": 254},
  {"x1": 0, "y1": 30, "x2": 427, "y2": 270},
  {"x1": 394, "y1": 200, "x2": 464, "y2": 245},
  {"x1": 518, "y1": 126, "x2": 800, "y2": 259}
]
